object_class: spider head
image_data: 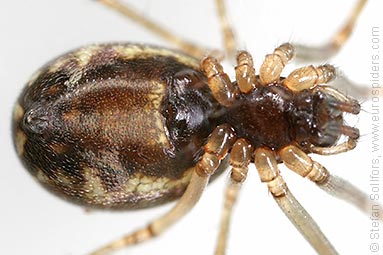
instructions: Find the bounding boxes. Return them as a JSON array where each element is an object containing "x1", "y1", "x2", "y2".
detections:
[{"x1": 293, "y1": 87, "x2": 360, "y2": 148}]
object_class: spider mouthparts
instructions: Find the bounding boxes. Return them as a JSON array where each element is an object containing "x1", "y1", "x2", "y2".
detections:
[
  {"x1": 327, "y1": 124, "x2": 359, "y2": 139},
  {"x1": 339, "y1": 125, "x2": 360, "y2": 139},
  {"x1": 325, "y1": 122, "x2": 360, "y2": 140},
  {"x1": 327, "y1": 98, "x2": 360, "y2": 115}
]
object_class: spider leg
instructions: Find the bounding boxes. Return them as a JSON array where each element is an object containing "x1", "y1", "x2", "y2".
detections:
[
  {"x1": 96, "y1": 0, "x2": 209, "y2": 59},
  {"x1": 283, "y1": 64, "x2": 336, "y2": 92},
  {"x1": 235, "y1": 51, "x2": 256, "y2": 93},
  {"x1": 280, "y1": 145, "x2": 383, "y2": 221},
  {"x1": 201, "y1": 56, "x2": 239, "y2": 107},
  {"x1": 283, "y1": 67, "x2": 383, "y2": 102},
  {"x1": 291, "y1": 0, "x2": 377, "y2": 101},
  {"x1": 97, "y1": 0, "x2": 239, "y2": 60},
  {"x1": 254, "y1": 147, "x2": 338, "y2": 254},
  {"x1": 331, "y1": 75, "x2": 369, "y2": 100},
  {"x1": 216, "y1": 0, "x2": 238, "y2": 60},
  {"x1": 293, "y1": 0, "x2": 368, "y2": 62},
  {"x1": 309, "y1": 138, "x2": 357, "y2": 155},
  {"x1": 89, "y1": 124, "x2": 236, "y2": 255},
  {"x1": 330, "y1": 71, "x2": 382, "y2": 100},
  {"x1": 259, "y1": 43, "x2": 295, "y2": 85},
  {"x1": 214, "y1": 139, "x2": 253, "y2": 255}
]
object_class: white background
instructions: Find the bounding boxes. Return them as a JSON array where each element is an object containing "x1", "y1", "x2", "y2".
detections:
[{"x1": 1, "y1": 0, "x2": 382, "y2": 254}]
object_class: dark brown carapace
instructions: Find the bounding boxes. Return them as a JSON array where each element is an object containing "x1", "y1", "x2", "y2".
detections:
[{"x1": 12, "y1": 43, "x2": 359, "y2": 210}]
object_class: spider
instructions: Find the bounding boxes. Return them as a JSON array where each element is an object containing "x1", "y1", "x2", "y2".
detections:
[{"x1": 5, "y1": 0, "x2": 380, "y2": 255}]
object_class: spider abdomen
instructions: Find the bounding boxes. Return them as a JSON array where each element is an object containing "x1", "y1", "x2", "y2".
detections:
[{"x1": 13, "y1": 43, "x2": 222, "y2": 209}]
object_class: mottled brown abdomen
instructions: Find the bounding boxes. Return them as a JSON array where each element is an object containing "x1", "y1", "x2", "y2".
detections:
[{"x1": 12, "y1": 43, "x2": 221, "y2": 209}]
